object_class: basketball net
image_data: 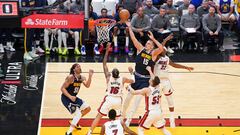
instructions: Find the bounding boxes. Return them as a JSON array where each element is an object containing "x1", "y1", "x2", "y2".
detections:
[{"x1": 95, "y1": 19, "x2": 116, "y2": 44}]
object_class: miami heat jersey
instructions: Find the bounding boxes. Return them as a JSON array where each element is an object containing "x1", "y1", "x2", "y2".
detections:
[
  {"x1": 66, "y1": 75, "x2": 83, "y2": 96},
  {"x1": 104, "y1": 119, "x2": 124, "y2": 135},
  {"x1": 154, "y1": 55, "x2": 170, "y2": 78},
  {"x1": 106, "y1": 77, "x2": 123, "y2": 97},
  {"x1": 145, "y1": 86, "x2": 161, "y2": 111}
]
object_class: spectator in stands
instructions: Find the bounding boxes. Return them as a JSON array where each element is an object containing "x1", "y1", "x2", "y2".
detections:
[
  {"x1": 215, "y1": 0, "x2": 236, "y2": 30},
  {"x1": 0, "y1": 29, "x2": 15, "y2": 53},
  {"x1": 235, "y1": 0, "x2": 240, "y2": 43},
  {"x1": 178, "y1": 0, "x2": 190, "y2": 16},
  {"x1": 113, "y1": 5, "x2": 130, "y2": 54},
  {"x1": 114, "y1": 4, "x2": 124, "y2": 22},
  {"x1": 98, "y1": 8, "x2": 114, "y2": 19},
  {"x1": 144, "y1": 0, "x2": 159, "y2": 21},
  {"x1": 162, "y1": 0, "x2": 178, "y2": 14},
  {"x1": 197, "y1": 0, "x2": 210, "y2": 20},
  {"x1": 118, "y1": 0, "x2": 142, "y2": 17},
  {"x1": 22, "y1": 0, "x2": 47, "y2": 60},
  {"x1": 89, "y1": 5, "x2": 100, "y2": 55},
  {"x1": 61, "y1": 0, "x2": 82, "y2": 55},
  {"x1": 151, "y1": 6, "x2": 172, "y2": 51},
  {"x1": 180, "y1": 4, "x2": 202, "y2": 51},
  {"x1": 130, "y1": 7, "x2": 151, "y2": 47},
  {"x1": 202, "y1": 6, "x2": 224, "y2": 52}
]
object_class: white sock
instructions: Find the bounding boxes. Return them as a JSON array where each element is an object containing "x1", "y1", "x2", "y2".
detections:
[
  {"x1": 57, "y1": 30, "x2": 62, "y2": 48},
  {"x1": 74, "y1": 32, "x2": 79, "y2": 49},
  {"x1": 170, "y1": 111, "x2": 174, "y2": 120},
  {"x1": 125, "y1": 36, "x2": 129, "y2": 47},
  {"x1": 138, "y1": 127, "x2": 144, "y2": 135},
  {"x1": 161, "y1": 127, "x2": 172, "y2": 135},
  {"x1": 67, "y1": 108, "x2": 82, "y2": 134},
  {"x1": 61, "y1": 32, "x2": 67, "y2": 48},
  {"x1": 114, "y1": 36, "x2": 118, "y2": 47},
  {"x1": 94, "y1": 43, "x2": 98, "y2": 48}
]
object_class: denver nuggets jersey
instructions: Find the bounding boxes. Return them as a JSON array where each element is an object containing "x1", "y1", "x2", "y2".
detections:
[
  {"x1": 106, "y1": 77, "x2": 123, "y2": 97},
  {"x1": 135, "y1": 48, "x2": 155, "y2": 76},
  {"x1": 104, "y1": 119, "x2": 124, "y2": 135},
  {"x1": 66, "y1": 75, "x2": 82, "y2": 96},
  {"x1": 145, "y1": 86, "x2": 161, "y2": 111},
  {"x1": 220, "y1": 0, "x2": 231, "y2": 13},
  {"x1": 154, "y1": 55, "x2": 170, "y2": 78}
]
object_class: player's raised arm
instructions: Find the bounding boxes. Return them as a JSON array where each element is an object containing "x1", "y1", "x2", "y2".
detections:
[
  {"x1": 61, "y1": 75, "x2": 76, "y2": 102},
  {"x1": 151, "y1": 33, "x2": 173, "y2": 61},
  {"x1": 169, "y1": 60, "x2": 194, "y2": 72},
  {"x1": 100, "y1": 124, "x2": 105, "y2": 135},
  {"x1": 103, "y1": 43, "x2": 111, "y2": 82},
  {"x1": 82, "y1": 69, "x2": 94, "y2": 88},
  {"x1": 126, "y1": 21, "x2": 144, "y2": 52},
  {"x1": 121, "y1": 120, "x2": 137, "y2": 135}
]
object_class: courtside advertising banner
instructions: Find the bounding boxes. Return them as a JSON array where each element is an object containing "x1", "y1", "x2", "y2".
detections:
[{"x1": 21, "y1": 14, "x2": 84, "y2": 28}]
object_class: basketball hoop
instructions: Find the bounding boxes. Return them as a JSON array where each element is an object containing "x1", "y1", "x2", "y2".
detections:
[{"x1": 95, "y1": 18, "x2": 116, "y2": 44}]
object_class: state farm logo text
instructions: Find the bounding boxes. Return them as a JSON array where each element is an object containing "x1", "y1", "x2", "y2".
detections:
[{"x1": 25, "y1": 18, "x2": 68, "y2": 26}]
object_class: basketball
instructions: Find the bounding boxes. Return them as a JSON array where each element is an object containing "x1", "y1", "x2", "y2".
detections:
[{"x1": 119, "y1": 9, "x2": 130, "y2": 22}]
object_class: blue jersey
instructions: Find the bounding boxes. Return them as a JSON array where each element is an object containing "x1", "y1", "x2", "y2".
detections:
[
  {"x1": 135, "y1": 48, "x2": 155, "y2": 76},
  {"x1": 220, "y1": 0, "x2": 231, "y2": 13},
  {"x1": 66, "y1": 75, "x2": 83, "y2": 97}
]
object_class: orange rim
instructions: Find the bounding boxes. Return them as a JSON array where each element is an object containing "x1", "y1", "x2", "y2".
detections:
[{"x1": 95, "y1": 18, "x2": 116, "y2": 27}]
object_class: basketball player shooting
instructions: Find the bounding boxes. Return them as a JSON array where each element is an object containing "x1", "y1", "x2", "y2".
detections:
[{"x1": 122, "y1": 21, "x2": 173, "y2": 126}]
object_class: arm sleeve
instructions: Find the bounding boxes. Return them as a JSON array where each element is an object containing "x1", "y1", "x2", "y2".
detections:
[
  {"x1": 202, "y1": 16, "x2": 211, "y2": 32},
  {"x1": 216, "y1": 16, "x2": 222, "y2": 32},
  {"x1": 180, "y1": 16, "x2": 186, "y2": 30}
]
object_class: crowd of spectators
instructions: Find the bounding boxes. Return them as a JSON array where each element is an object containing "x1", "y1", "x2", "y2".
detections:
[{"x1": 0, "y1": 0, "x2": 240, "y2": 60}]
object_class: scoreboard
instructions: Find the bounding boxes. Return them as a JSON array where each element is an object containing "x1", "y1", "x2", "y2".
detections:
[{"x1": 0, "y1": 0, "x2": 19, "y2": 17}]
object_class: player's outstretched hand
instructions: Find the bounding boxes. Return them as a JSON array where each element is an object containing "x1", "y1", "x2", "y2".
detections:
[
  {"x1": 89, "y1": 69, "x2": 94, "y2": 76},
  {"x1": 128, "y1": 66, "x2": 134, "y2": 74},
  {"x1": 147, "y1": 31, "x2": 154, "y2": 40},
  {"x1": 186, "y1": 66, "x2": 194, "y2": 72}
]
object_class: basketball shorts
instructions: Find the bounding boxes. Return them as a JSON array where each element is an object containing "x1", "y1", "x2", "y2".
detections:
[
  {"x1": 139, "y1": 109, "x2": 166, "y2": 129},
  {"x1": 98, "y1": 95, "x2": 122, "y2": 117},
  {"x1": 160, "y1": 79, "x2": 173, "y2": 96},
  {"x1": 115, "y1": 23, "x2": 127, "y2": 36},
  {"x1": 131, "y1": 74, "x2": 150, "y2": 90},
  {"x1": 61, "y1": 94, "x2": 89, "y2": 114}
]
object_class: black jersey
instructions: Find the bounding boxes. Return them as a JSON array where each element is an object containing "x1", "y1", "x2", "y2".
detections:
[
  {"x1": 66, "y1": 75, "x2": 83, "y2": 97},
  {"x1": 135, "y1": 48, "x2": 155, "y2": 76}
]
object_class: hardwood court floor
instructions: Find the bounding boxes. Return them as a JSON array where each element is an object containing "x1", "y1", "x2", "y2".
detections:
[
  {"x1": 40, "y1": 127, "x2": 240, "y2": 135},
  {"x1": 41, "y1": 62, "x2": 240, "y2": 119}
]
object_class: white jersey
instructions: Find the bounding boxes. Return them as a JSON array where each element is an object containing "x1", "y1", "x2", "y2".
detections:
[
  {"x1": 145, "y1": 86, "x2": 161, "y2": 111},
  {"x1": 106, "y1": 76, "x2": 123, "y2": 97},
  {"x1": 154, "y1": 55, "x2": 170, "y2": 78},
  {"x1": 104, "y1": 119, "x2": 124, "y2": 135}
]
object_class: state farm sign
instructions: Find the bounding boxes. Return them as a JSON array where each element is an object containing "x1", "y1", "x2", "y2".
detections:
[{"x1": 22, "y1": 14, "x2": 84, "y2": 28}]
